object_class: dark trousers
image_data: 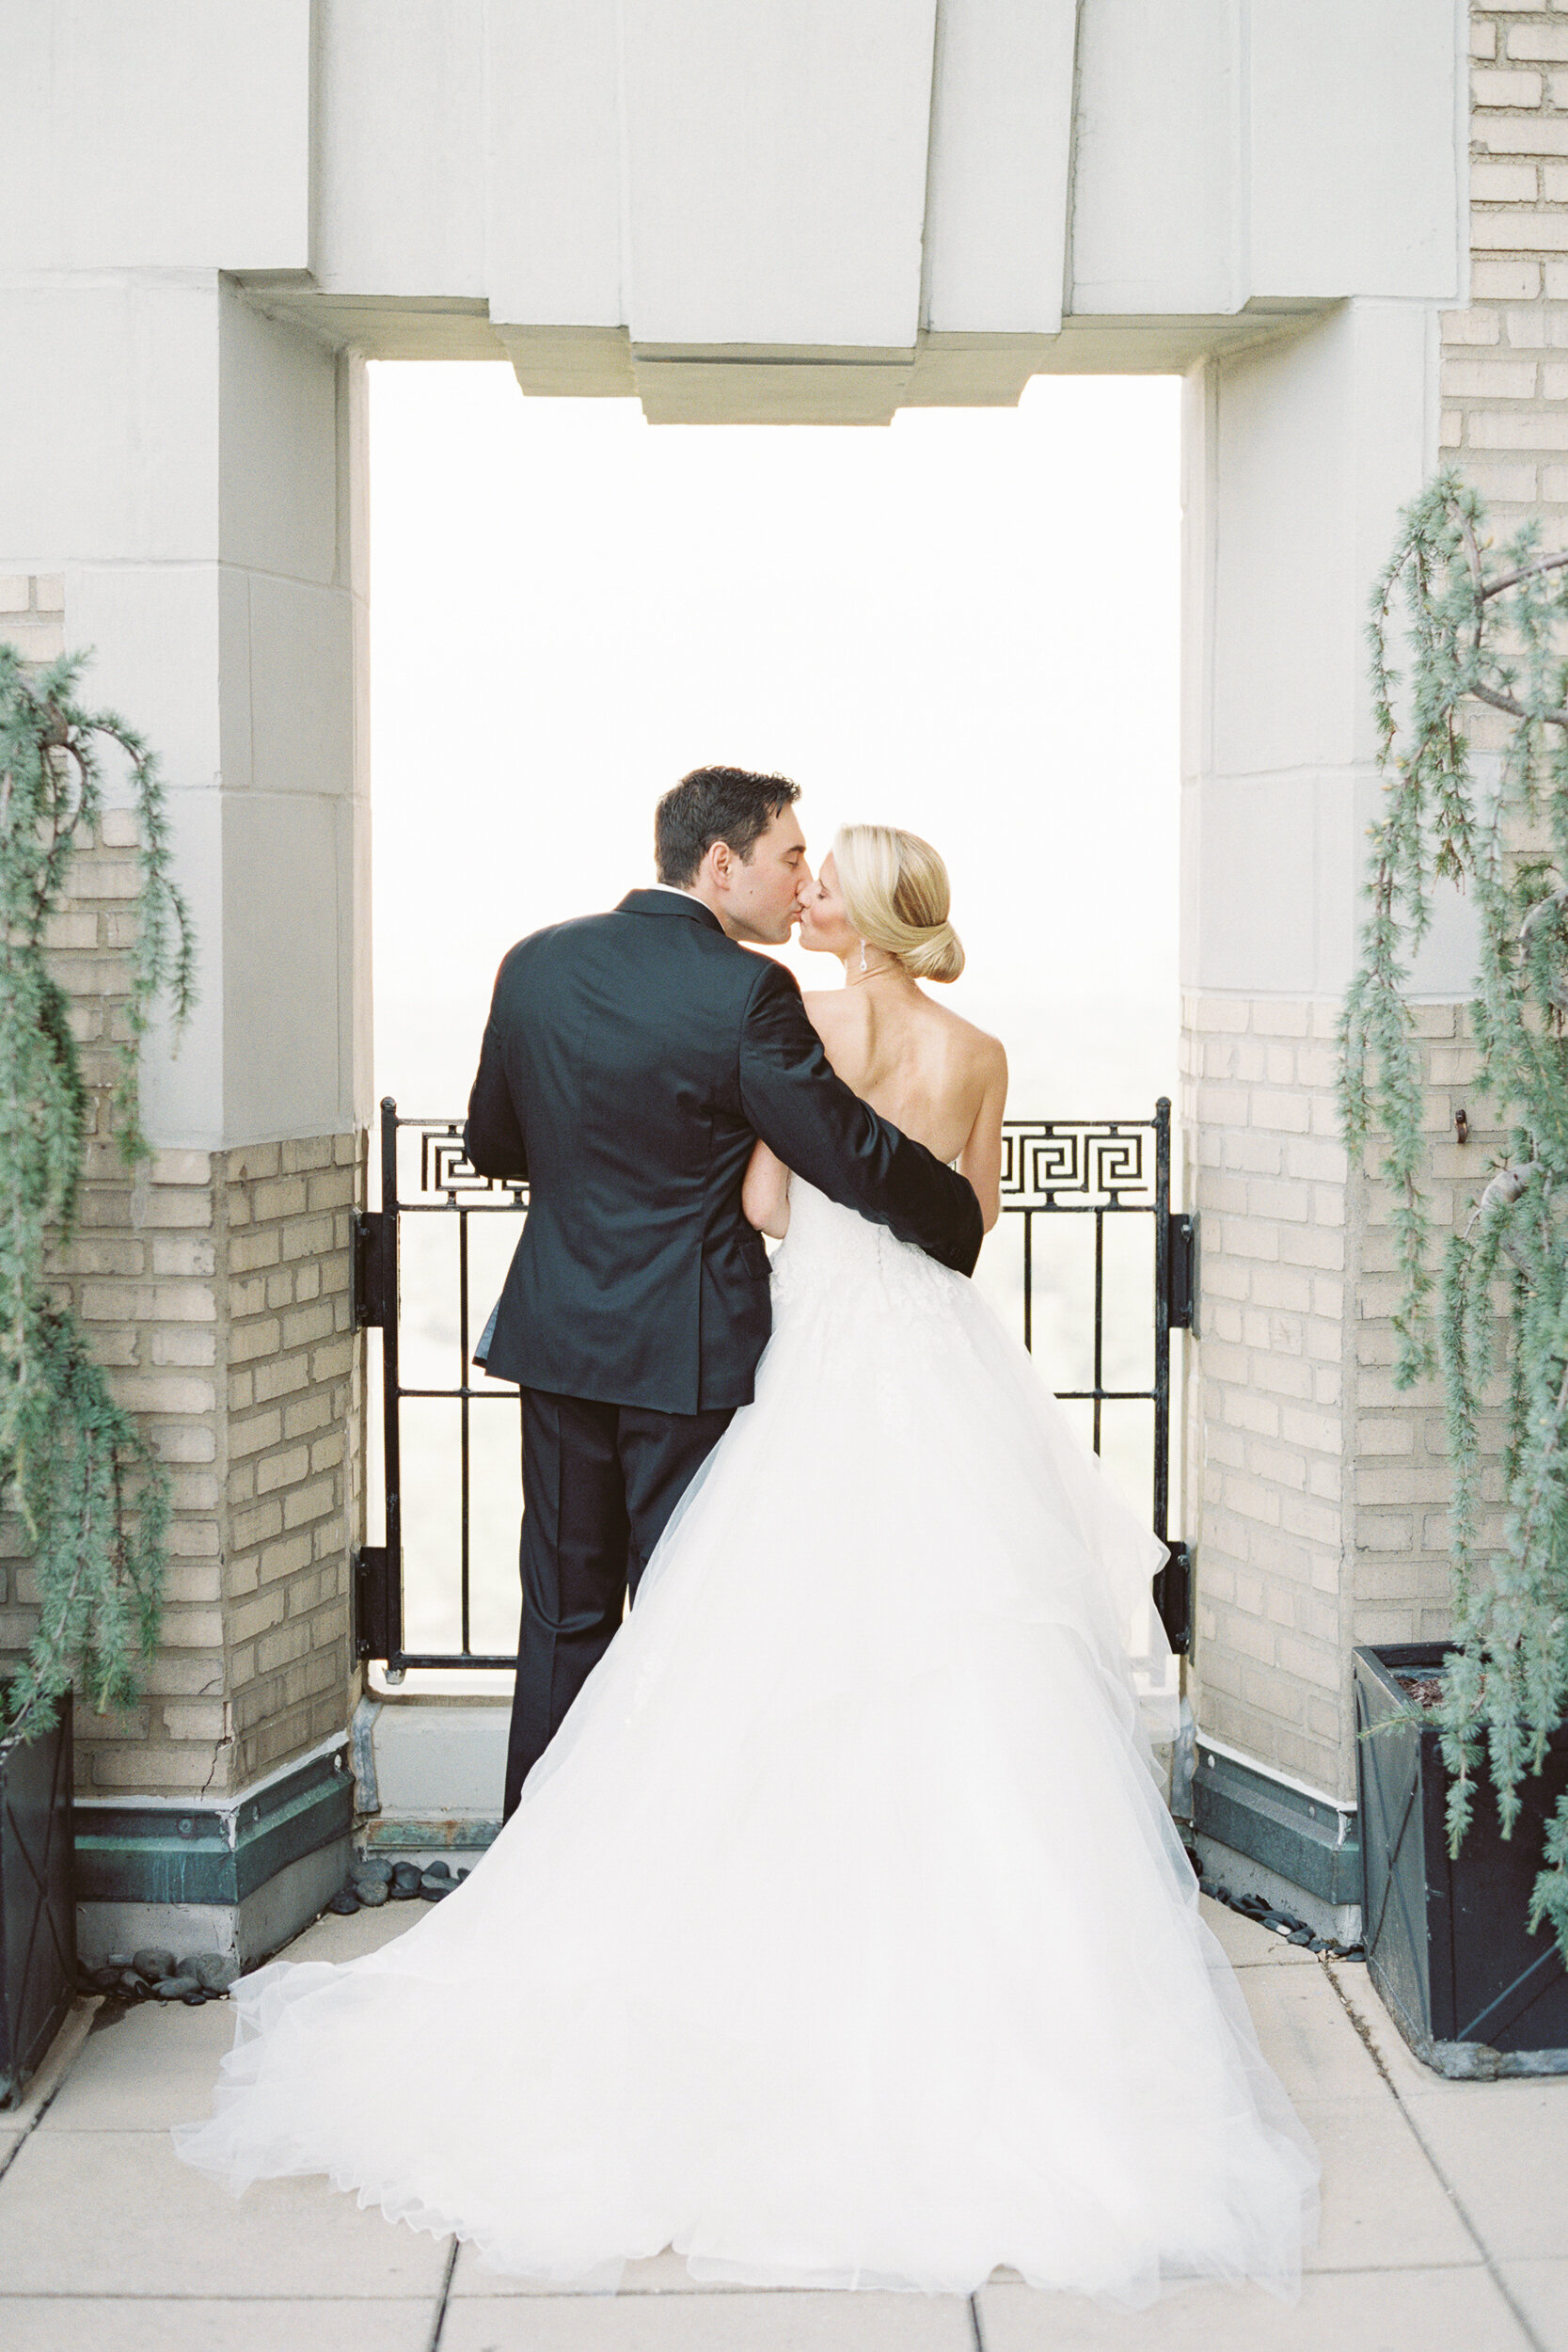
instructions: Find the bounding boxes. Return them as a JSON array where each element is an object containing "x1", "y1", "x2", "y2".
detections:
[{"x1": 503, "y1": 1387, "x2": 733, "y2": 1820}]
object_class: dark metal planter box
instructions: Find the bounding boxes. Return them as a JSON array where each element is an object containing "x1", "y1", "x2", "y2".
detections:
[
  {"x1": 0, "y1": 1702, "x2": 76, "y2": 2107},
  {"x1": 1354, "y1": 1643, "x2": 1568, "y2": 2078}
]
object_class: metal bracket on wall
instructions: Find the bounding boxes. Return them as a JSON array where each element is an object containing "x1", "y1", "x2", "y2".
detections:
[
  {"x1": 1155, "y1": 1539, "x2": 1192, "y2": 1656},
  {"x1": 353, "y1": 1546, "x2": 394, "y2": 1664},
  {"x1": 352, "y1": 1210, "x2": 393, "y2": 1330},
  {"x1": 1167, "y1": 1212, "x2": 1197, "y2": 1331}
]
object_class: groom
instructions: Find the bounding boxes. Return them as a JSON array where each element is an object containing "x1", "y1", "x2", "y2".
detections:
[{"x1": 465, "y1": 766, "x2": 983, "y2": 1818}]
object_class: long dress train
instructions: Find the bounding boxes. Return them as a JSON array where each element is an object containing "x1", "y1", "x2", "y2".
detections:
[{"x1": 171, "y1": 1180, "x2": 1320, "y2": 2304}]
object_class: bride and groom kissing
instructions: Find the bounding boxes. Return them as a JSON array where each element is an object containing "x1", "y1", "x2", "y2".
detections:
[
  {"x1": 464, "y1": 763, "x2": 1005, "y2": 1817},
  {"x1": 173, "y1": 765, "x2": 1320, "y2": 2305}
]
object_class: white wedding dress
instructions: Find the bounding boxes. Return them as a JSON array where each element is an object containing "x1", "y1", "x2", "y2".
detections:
[{"x1": 172, "y1": 1180, "x2": 1319, "y2": 2304}]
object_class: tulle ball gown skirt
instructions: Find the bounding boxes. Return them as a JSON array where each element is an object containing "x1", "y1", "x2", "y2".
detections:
[{"x1": 171, "y1": 1183, "x2": 1320, "y2": 2306}]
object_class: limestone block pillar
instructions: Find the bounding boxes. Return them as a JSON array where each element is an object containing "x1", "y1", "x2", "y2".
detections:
[
  {"x1": 0, "y1": 275, "x2": 371, "y2": 1962},
  {"x1": 1181, "y1": 18, "x2": 1568, "y2": 1930},
  {"x1": 1179, "y1": 298, "x2": 1455, "y2": 1931}
]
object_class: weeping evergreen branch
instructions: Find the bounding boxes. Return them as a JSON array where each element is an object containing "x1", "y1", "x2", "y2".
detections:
[
  {"x1": 0, "y1": 645, "x2": 197, "y2": 1758},
  {"x1": 1341, "y1": 470, "x2": 1568, "y2": 1969}
]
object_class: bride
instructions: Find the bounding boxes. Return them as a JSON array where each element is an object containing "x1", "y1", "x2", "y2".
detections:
[{"x1": 172, "y1": 823, "x2": 1320, "y2": 2305}]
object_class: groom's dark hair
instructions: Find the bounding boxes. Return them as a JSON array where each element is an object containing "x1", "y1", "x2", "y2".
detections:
[{"x1": 655, "y1": 766, "x2": 800, "y2": 887}]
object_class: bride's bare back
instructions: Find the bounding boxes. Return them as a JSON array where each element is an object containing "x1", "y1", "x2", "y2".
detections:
[{"x1": 743, "y1": 973, "x2": 1007, "y2": 1240}]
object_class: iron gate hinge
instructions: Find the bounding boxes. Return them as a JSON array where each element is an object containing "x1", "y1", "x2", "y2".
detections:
[
  {"x1": 1154, "y1": 1539, "x2": 1192, "y2": 1657},
  {"x1": 353, "y1": 1211, "x2": 393, "y2": 1329},
  {"x1": 354, "y1": 1545, "x2": 392, "y2": 1662},
  {"x1": 1167, "y1": 1212, "x2": 1197, "y2": 1331}
]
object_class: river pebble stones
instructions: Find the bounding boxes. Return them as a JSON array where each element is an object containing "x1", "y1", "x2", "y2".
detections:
[
  {"x1": 327, "y1": 1854, "x2": 472, "y2": 1912},
  {"x1": 85, "y1": 1947, "x2": 241, "y2": 2002}
]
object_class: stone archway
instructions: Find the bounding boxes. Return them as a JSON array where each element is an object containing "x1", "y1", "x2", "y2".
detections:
[{"x1": 2, "y1": 1, "x2": 1514, "y2": 1956}]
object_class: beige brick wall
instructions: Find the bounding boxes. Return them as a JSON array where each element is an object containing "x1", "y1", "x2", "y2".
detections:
[
  {"x1": 1181, "y1": 6, "x2": 1566, "y2": 1805},
  {"x1": 1182, "y1": 999, "x2": 1498, "y2": 1802},
  {"x1": 0, "y1": 572, "x2": 64, "y2": 663},
  {"x1": 1449, "y1": 4, "x2": 1568, "y2": 532},
  {"x1": 223, "y1": 1136, "x2": 363, "y2": 1783},
  {"x1": 1348, "y1": 1007, "x2": 1501, "y2": 1663},
  {"x1": 0, "y1": 577, "x2": 366, "y2": 1800},
  {"x1": 1182, "y1": 1000, "x2": 1352, "y2": 1793}
]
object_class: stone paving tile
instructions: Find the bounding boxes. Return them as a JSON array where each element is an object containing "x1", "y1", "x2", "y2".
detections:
[
  {"x1": 1327, "y1": 1963, "x2": 1489, "y2": 2100},
  {"x1": 0, "y1": 2297, "x2": 436, "y2": 2351},
  {"x1": 1197, "y1": 1895, "x2": 1318, "y2": 1969},
  {"x1": 2, "y1": 1895, "x2": 1559, "y2": 2348},
  {"x1": 280, "y1": 1900, "x2": 430, "y2": 1964},
  {"x1": 1498, "y1": 2258, "x2": 1568, "y2": 2352},
  {"x1": 0, "y1": 2127, "x2": 451, "y2": 2298},
  {"x1": 1356, "y1": 1974, "x2": 1568, "y2": 2114},
  {"x1": 1292, "y1": 2093, "x2": 1482, "y2": 2272},
  {"x1": 1399, "y1": 2082, "x2": 1568, "y2": 2261},
  {"x1": 0, "y1": 1994, "x2": 100, "y2": 2128},
  {"x1": 0, "y1": 2128, "x2": 22, "y2": 2174},
  {"x1": 1238, "y1": 1962, "x2": 1389, "y2": 2104},
  {"x1": 974, "y1": 2265, "x2": 1534, "y2": 2351},
  {"x1": 42, "y1": 1993, "x2": 239, "y2": 2132},
  {"x1": 443, "y1": 2290, "x2": 977, "y2": 2349},
  {"x1": 451, "y1": 2242, "x2": 744, "y2": 2296}
]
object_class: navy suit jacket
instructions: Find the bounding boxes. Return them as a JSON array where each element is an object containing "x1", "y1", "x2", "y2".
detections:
[{"x1": 462, "y1": 889, "x2": 983, "y2": 1413}]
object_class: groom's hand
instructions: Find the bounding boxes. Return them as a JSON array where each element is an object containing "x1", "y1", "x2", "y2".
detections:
[{"x1": 738, "y1": 961, "x2": 983, "y2": 1279}]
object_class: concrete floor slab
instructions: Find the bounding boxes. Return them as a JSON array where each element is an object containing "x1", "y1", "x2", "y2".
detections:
[
  {"x1": 2, "y1": 1895, "x2": 1564, "y2": 2349},
  {"x1": 1334, "y1": 1974, "x2": 1433, "y2": 2087},
  {"x1": 42, "y1": 1994, "x2": 239, "y2": 2131},
  {"x1": 1401, "y1": 2083, "x2": 1568, "y2": 2259},
  {"x1": 451, "y1": 2242, "x2": 746, "y2": 2297},
  {"x1": 974, "y1": 2264, "x2": 1534, "y2": 2350},
  {"x1": 0, "y1": 2128, "x2": 452, "y2": 2297},
  {"x1": 1498, "y1": 2259, "x2": 1568, "y2": 2352},
  {"x1": 443, "y1": 2291, "x2": 977, "y2": 2350},
  {"x1": 0, "y1": 2297, "x2": 437, "y2": 2352},
  {"x1": 1334, "y1": 1953, "x2": 1568, "y2": 2113},
  {"x1": 1327, "y1": 1962, "x2": 1481, "y2": 2098},
  {"x1": 0, "y1": 1994, "x2": 100, "y2": 2127},
  {"x1": 1239, "y1": 1961, "x2": 1389, "y2": 2103},
  {"x1": 280, "y1": 1901, "x2": 430, "y2": 1964},
  {"x1": 1198, "y1": 1895, "x2": 1319, "y2": 1969},
  {"x1": 1292, "y1": 2094, "x2": 1481, "y2": 2271}
]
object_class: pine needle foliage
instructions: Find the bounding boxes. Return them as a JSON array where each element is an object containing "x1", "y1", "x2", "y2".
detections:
[
  {"x1": 0, "y1": 645, "x2": 196, "y2": 1761},
  {"x1": 1340, "y1": 469, "x2": 1568, "y2": 1968}
]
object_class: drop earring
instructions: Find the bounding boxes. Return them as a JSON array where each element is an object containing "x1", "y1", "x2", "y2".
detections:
[{"x1": 859, "y1": 940, "x2": 867, "y2": 973}]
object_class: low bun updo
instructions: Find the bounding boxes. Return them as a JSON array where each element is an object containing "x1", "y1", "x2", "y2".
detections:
[{"x1": 832, "y1": 824, "x2": 965, "y2": 983}]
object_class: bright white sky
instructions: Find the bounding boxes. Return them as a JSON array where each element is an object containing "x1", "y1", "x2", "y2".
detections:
[
  {"x1": 368, "y1": 363, "x2": 1182, "y2": 1124},
  {"x1": 367, "y1": 364, "x2": 1186, "y2": 1652}
]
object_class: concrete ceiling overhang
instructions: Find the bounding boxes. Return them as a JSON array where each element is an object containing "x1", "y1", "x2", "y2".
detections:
[
  {"x1": 230, "y1": 288, "x2": 1345, "y2": 417},
  {"x1": 23, "y1": 0, "x2": 1465, "y2": 424}
]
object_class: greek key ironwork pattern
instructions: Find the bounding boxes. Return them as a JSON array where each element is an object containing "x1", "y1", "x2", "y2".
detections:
[
  {"x1": 357, "y1": 1095, "x2": 1189, "y2": 1675},
  {"x1": 402, "y1": 1115, "x2": 1154, "y2": 1215},
  {"x1": 406, "y1": 1120, "x2": 529, "y2": 1208},
  {"x1": 1000, "y1": 1120, "x2": 1155, "y2": 1211}
]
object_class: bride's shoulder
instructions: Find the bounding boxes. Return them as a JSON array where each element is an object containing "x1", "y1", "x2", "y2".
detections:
[
  {"x1": 927, "y1": 999, "x2": 1006, "y2": 1071},
  {"x1": 800, "y1": 987, "x2": 857, "y2": 1030}
]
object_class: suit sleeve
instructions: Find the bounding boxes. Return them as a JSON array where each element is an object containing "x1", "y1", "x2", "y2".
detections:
[
  {"x1": 737, "y1": 960, "x2": 983, "y2": 1278},
  {"x1": 463, "y1": 962, "x2": 529, "y2": 1180}
]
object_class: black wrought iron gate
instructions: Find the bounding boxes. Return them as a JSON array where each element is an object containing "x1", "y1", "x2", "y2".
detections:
[{"x1": 354, "y1": 1098, "x2": 1196, "y2": 1677}]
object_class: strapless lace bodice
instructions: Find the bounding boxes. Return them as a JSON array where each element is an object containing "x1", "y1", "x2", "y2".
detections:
[{"x1": 768, "y1": 1178, "x2": 960, "y2": 1322}]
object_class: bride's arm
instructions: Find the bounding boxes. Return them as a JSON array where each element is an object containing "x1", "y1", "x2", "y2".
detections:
[
  {"x1": 742, "y1": 1136, "x2": 792, "y2": 1237},
  {"x1": 958, "y1": 1040, "x2": 1008, "y2": 1233}
]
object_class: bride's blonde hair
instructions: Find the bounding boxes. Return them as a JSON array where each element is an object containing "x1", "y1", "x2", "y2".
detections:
[{"x1": 832, "y1": 824, "x2": 965, "y2": 983}]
